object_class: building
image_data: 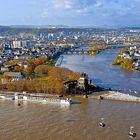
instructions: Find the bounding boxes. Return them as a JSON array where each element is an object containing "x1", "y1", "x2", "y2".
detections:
[
  {"x1": 64, "y1": 72, "x2": 94, "y2": 95},
  {"x1": 12, "y1": 41, "x2": 22, "y2": 48},
  {"x1": 1, "y1": 72, "x2": 23, "y2": 84},
  {"x1": 21, "y1": 41, "x2": 27, "y2": 47},
  {"x1": 135, "y1": 60, "x2": 140, "y2": 68},
  {"x1": 78, "y1": 73, "x2": 89, "y2": 90}
]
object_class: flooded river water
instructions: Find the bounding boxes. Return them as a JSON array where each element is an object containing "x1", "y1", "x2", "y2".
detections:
[{"x1": 0, "y1": 98, "x2": 140, "y2": 140}]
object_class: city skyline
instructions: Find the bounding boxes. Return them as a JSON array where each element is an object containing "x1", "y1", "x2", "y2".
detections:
[{"x1": 0, "y1": 0, "x2": 140, "y2": 27}]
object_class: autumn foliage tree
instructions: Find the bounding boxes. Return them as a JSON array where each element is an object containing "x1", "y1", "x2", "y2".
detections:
[
  {"x1": 13, "y1": 66, "x2": 24, "y2": 73},
  {"x1": 67, "y1": 72, "x2": 81, "y2": 80},
  {"x1": 34, "y1": 65, "x2": 48, "y2": 74},
  {"x1": 121, "y1": 58, "x2": 135, "y2": 70},
  {"x1": 5, "y1": 60, "x2": 17, "y2": 65},
  {"x1": 4, "y1": 77, "x2": 66, "y2": 95},
  {"x1": 47, "y1": 66, "x2": 73, "y2": 81},
  {"x1": 2, "y1": 58, "x2": 81, "y2": 95},
  {"x1": 27, "y1": 57, "x2": 48, "y2": 68},
  {"x1": 113, "y1": 56, "x2": 124, "y2": 65}
]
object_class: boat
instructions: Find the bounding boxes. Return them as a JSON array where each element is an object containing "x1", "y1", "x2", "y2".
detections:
[
  {"x1": 0, "y1": 93, "x2": 73, "y2": 105},
  {"x1": 129, "y1": 126, "x2": 136, "y2": 138}
]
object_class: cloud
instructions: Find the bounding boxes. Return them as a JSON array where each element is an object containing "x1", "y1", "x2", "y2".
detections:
[
  {"x1": 94, "y1": 1, "x2": 103, "y2": 7},
  {"x1": 39, "y1": 0, "x2": 140, "y2": 16},
  {"x1": 30, "y1": 0, "x2": 140, "y2": 26},
  {"x1": 2, "y1": 0, "x2": 140, "y2": 26},
  {"x1": 41, "y1": 9, "x2": 49, "y2": 18},
  {"x1": 51, "y1": 0, "x2": 96, "y2": 13},
  {"x1": 52, "y1": 0, "x2": 76, "y2": 9}
]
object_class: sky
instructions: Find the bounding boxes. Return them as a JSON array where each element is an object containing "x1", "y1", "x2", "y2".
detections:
[{"x1": 0, "y1": 0, "x2": 140, "y2": 27}]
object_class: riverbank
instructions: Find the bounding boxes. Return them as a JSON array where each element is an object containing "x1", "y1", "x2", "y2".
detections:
[
  {"x1": 89, "y1": 91, "x2": 140, "y2": 103},
  {"x1": 55, "y1": 55, "x2": 64, "y2": 66},
  {"x1": 0, "y1": 90, "x2": 58, "y2": 97},
  {"x1": 89, "y1": 45, "x2": 108, "y2": 55},
  {"x1": 61, "y1": 48, "x2": 140, "y2": 93},
  {"x1": 1, "y1": 90, "x2": 140, "y2": 103},
  {"x1": 113, "y1": 56, "x2": 135, "y2": 70},
  {"x1": 112, "y1": 46, "x2": 140, "y2": 71}
]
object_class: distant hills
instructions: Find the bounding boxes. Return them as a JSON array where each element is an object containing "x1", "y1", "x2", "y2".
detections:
[
  {"x1": 1, "y1": 25, "x2": 140, "y2": 30},
  {"x1": 9, "y1": 25, "x2": 71, "y2": 29}
]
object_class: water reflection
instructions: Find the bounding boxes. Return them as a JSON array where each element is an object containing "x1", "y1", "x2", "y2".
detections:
[{"x1": 60, "y1": 104, "x2": 71, "y2": 109}]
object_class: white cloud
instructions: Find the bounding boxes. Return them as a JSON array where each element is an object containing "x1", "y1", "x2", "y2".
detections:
[
  {"x1": 52, "y1": 0, "x2": 63, "y2": 8},
  {"x1": 64, "y1": 0, "x2": 74, "y2": 9},
  {"x1": 41, "y1": 9, "x2": 49, "y2": 18},
  {"x1": 33, "y1": 0, "x2": 140, "y2": 24},
  {"x1": 52, "y1": 0, "x2": 75, "y2": 9},
  {"x1": 94, "y1": 1, "x2": 102, "y2": 7},
  {"x1": 75, "y1": 8, "x2": 89, "y2": 16},
  {"x1": 57, "y1": 0, "x2": 96, "y2": 16}
]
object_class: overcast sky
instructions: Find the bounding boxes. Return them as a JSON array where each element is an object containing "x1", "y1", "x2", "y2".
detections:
[{"x1": 0, "y1": 0, "x2": 140, "y2": 27}]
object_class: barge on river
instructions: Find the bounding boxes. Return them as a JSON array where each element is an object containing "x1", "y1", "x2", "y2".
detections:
[{"x1": 0, "y1": 93, "x2": 73, "y2": 105}]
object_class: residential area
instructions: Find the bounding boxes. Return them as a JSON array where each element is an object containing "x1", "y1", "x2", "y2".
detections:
[{"x1": 113, "y1": 45, "x2": 140, "y2": 70}]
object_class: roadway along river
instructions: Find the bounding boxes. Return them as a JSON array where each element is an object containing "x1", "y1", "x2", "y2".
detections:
[
  {"x1": 0, "y1": 49, "x2": 140, "y2": 140},
  {"x1": 61, "y1": 48, "x2": 140, "y2": 95}
]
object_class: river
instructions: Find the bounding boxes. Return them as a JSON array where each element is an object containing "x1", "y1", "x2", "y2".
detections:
[
  {"x1": 0, "y1": 49, "x2": 140, "y2": 140},
  {"x1": 0, "y1": 97, "x2": 140, "y2": 140},
  {"x1": 61, "y1": 49, "x2": 140, "y2": 95}
]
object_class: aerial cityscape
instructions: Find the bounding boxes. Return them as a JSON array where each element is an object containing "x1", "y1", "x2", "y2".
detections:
[{"x1": 0, "y1": 0, "x2": 140, "y2": 140}]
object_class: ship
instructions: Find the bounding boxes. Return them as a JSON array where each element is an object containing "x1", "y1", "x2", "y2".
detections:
[{"x1": 0, "y1": 93, "x2": 73, "y2": 105}]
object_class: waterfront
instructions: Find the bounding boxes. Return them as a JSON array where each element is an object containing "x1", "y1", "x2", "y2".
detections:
[
  {"x1": 1, "y1": 49, "x2": 140, "y2": 140},
  {"x1": 61, "y1": 49, "x2": 140, "y2": 95},
  {"x1": 0, "y1": 98, "x2": 140, "y2": 140}
]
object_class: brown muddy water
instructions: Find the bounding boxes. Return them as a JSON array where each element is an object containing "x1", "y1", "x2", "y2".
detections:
[{"x1": 0, "y1": 98, "x2": 140, "y2": 140}]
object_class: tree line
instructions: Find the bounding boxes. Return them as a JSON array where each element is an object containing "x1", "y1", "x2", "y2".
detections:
[{"x1": 0, "y1": 57, "x2": 81, "y2": 95}]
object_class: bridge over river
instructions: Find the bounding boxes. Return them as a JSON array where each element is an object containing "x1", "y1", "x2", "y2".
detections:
[
  {"x1": 64, "y1": 45, "x2": 124, "y2": 55},
  {"x1": 64, "y1": 48, "x2": 96, "y2": 55}
]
